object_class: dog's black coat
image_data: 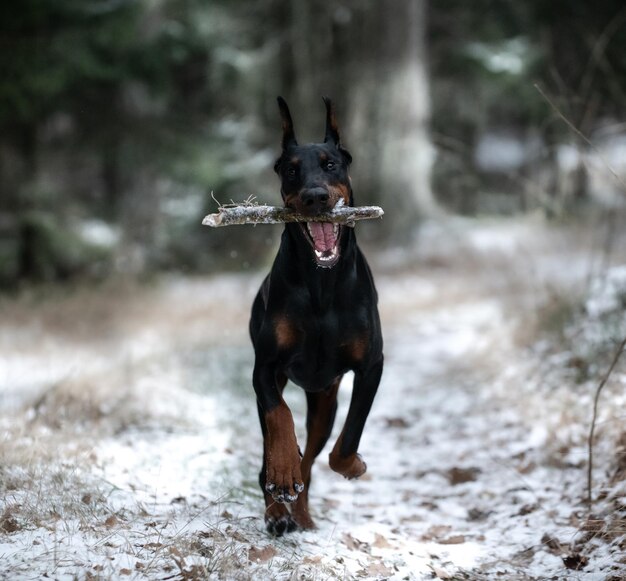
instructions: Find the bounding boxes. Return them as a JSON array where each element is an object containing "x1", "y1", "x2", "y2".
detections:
[{"x1": 249, "y1": 97, "x2": 383, "y2": 535}]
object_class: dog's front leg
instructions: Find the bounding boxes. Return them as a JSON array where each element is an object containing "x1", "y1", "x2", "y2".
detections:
[
  {"x1": 254, "y1": 363, "x2": 304, "y2": 503},
  {"x1": 329, "y1": 357, "x2": 383, "y2": 479}
]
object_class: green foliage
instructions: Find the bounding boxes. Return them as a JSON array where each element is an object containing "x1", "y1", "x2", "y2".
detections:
[
  {"x1": 0, "y1": 0, "x2": 141, "y2": 124},
  {"x1": 16, "y1": 211, "x2": 112, "y2": 283},
  {"x1": 0, "y1": 0, "x2": 249, "y2": 284},
  {"x1": 429, "y1": 0, "x2": 626, "y2": 132}
]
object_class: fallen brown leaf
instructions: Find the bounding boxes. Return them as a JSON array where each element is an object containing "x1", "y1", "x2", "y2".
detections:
[
  {"x1": 358, "y1": 560, "x2": 392, "y2": 577},
  {"x1": 372, "y1": 533, "x2": 393, "y2": 549},
  {"x1": 248, "y1": 545, "x2": 278, "y2": 563},
  {"x1": 430, "y1": 565, "x2": 452, "y2": 579},
  {"x1": 421, "y1": 524, "x2": 452, "y2": 541},
  {"x1": 342, "y1": 532, "x2": 369, "y2": 552},
  {"x1": 384, "y1": 417, "x2": 410, "y2": 428},
  {"x1": 225, "y1": 525, "x2": 248, "y2": 543},
  {"x1": 438, "y1": 535, "x2": 465, "y2": 545},
  {"x1": 447, "y1": 466, "x2": 481, "y2": 485},
  {"x1": 541, "y1": 533, "x2": 563, "y2": 555}
]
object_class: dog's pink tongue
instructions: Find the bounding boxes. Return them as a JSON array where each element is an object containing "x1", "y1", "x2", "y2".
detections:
[{"x1": 308, "y1": 222, "x2": 336, "y2": 252}]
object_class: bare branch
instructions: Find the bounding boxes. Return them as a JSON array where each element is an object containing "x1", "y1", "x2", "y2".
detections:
[
  {"x1": 534, "y1": 83, "x2": 626, "y2": 194},
  {"x1": 587, "y1": 335, "x2": 626, "y2": 505}
]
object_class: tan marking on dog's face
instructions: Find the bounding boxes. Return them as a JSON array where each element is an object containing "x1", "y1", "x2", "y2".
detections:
[
  {"x1": 283, "y1": 191, "x2": 299, "y2": 210},
  {"x1": 328, "y1": 183, "x2": 351, "y2": 206}
]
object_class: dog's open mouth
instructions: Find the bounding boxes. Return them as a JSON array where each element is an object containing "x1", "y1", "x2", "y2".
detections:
[{"x1": 300, "y1": 222, "x2": 341, "y2": 267}]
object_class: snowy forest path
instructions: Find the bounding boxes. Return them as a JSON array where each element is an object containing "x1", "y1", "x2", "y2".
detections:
[
  {"x1": 91, "y1": 265, "x2": 594, "y2": 579},
  {"x1": 2, "y1": 223, "x2": 623, "y2": 580}
]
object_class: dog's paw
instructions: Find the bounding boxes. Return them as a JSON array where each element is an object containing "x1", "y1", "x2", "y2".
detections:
[
  {"x1": 265, "y1": 455, "x2": 304, "y2": 503},
  {"x1": 265, "y1": 479, "x2": 304, "y2": 503},
  {"x1": 265, "y1": 512, "x2": 298, "y2": 536},
  {"x1": 329, "y1": 451, "x2": 367, "y2": 480}
]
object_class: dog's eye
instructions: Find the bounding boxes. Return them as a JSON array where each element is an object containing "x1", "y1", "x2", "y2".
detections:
[
  {"x1": 287, "y1": 167, "x2": 297, "y2": 178},
  {"x1": 325, "y1": 161, "x2": 336, "y2": 171}
]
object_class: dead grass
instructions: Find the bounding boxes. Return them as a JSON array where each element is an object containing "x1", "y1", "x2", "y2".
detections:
[
  {"x1": 0, "y1": 274, "x2": 254, "y2": 365},
  {"x1": 0, "y1": 435, "x2": 108, "y2": 535},
  {"x1": 0, "y1": 412, "x2": 265, "y2": 580},
  {"x1": 0, "y1": 273, "x2": 265, "y2": 579}
]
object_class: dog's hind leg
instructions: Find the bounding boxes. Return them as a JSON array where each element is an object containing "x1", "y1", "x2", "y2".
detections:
[{"x1": 291, "y1": 378, "x2": 341, "y2": 529}]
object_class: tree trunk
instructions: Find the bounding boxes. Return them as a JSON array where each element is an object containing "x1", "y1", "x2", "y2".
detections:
[
  {"x1": 277, "y1": 0, "x2": 435, "y2": 239},
  {"x1": 347, "y1": 0, "x2": 436, "y2": 239}
]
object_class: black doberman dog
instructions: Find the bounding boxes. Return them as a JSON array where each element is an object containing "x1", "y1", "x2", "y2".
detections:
[{"x1": 249, "y1": 97, "x2": 383, "y2": 536}]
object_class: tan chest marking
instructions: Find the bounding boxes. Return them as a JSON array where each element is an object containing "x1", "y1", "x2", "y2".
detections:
[
  {"x1": 343, "y1": 335, "x2": 369, "y2": 362},
  {"x1": 274, "y1": 316, "x2": 298, "y2": 349}
]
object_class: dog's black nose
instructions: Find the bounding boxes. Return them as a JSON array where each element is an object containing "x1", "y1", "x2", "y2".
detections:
[{"x1": 300, "y1": 187, "x2": 329, "y2": 214}]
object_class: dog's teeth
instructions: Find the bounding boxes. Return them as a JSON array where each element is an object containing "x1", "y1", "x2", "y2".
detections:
[{"x1": 314, "y1": 248, "x2": 339, "y2": 262}]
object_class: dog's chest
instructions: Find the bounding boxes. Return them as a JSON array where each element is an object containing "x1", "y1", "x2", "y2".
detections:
[{"x1": 281, "y1": 306, "x2": 368, "y2": 388}]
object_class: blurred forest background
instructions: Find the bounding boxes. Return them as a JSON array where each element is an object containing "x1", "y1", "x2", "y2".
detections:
[
  {"x1": 2, "y1": 3, "x2": 626, "y2": 577},
  {"x1": 0, "y1": 0, "x2": 625, "y2": 286}
]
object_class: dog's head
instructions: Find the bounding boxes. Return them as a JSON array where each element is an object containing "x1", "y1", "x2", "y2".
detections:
[{"x1": 273, "y1": 97, "x2": 353, "y2": 268}]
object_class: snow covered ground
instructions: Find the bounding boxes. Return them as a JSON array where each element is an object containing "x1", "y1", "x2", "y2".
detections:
[{"x1": 1, "y1": 216, "x2": 625, "y2": 580}]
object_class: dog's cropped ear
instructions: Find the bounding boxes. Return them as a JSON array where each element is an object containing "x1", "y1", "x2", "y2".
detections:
[
  {"x1": 277, "y1": 96, "x2": 297, "y2": 150},
  {"x1": 323, "y1": 97, "x2": 352, "y2": 165}
]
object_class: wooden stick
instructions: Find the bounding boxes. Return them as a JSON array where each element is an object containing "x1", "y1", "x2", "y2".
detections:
[{"x1": 202, "y1": 204, "x2": 384, "y2": 228}]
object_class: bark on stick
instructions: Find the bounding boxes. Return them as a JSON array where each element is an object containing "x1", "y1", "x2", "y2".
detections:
[{"x1": 202, "y1": 205, "x2": 384, "y2": 228}]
